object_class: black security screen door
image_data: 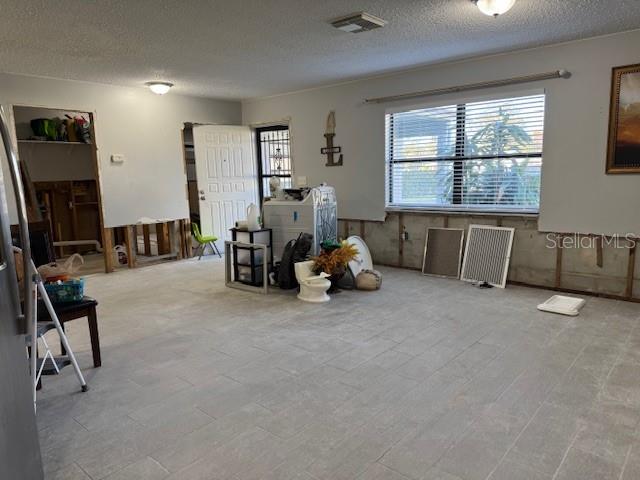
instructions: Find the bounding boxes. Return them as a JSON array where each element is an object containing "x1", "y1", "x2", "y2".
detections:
[{"x1": 255, "y1": 125, "x2": 292, "y2": 201}]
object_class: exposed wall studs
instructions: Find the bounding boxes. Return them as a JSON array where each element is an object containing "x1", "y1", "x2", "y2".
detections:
[
  {"x1": 103, "y1": 227, "x2": 114, "y2": 273},
  {"x1": 596, "y1": 236, "x2": 604, "y2": 268},
  {"x1": 398, "y1": 212, "x2": 404, "y2": 267},
  {"x1": 555, "y1": 234, "x2": 563, "y2": 288},
  {"x1": 338, "y1": 213, "x2": 640, "y2": 304},
  {"x1": 626, "y1": 241, "x2": 636, "y2": 298},
  {"x1": 125, "y1": 225, "x2": 137, "y2": 268}
]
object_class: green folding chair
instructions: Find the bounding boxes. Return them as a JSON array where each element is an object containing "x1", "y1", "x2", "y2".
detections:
[{"x1": 192, "y1": 223, "x2": 221, "y2": 259}]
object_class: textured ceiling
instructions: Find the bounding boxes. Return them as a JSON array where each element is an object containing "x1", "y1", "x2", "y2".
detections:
[{"x1": 2, "y1": 1, "x2": 640, "y2": 100}]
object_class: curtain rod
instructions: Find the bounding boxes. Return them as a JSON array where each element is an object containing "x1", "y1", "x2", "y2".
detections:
[{"x1": 364, "y1": 69, "x2": 571, "y2": 104}]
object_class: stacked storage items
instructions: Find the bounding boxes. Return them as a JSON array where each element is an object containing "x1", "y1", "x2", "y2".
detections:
[{"x1": 262, "y1": 185, "x2": 337, "y2": 261}]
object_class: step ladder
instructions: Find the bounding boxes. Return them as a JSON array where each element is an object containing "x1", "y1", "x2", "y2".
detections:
[{"x1": 21, "y1": 253, "x2": 88, "y2": 411}]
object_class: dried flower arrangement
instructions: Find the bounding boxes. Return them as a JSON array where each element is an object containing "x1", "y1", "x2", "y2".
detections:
[{"x1": 312, "y1": 240, "x2": 359, "y2": 276}]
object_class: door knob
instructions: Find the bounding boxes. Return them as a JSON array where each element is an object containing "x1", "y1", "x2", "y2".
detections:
[
  {"x1": 200, "y1": 196, "x2": 206, "y2": 200},
  {"x1": 199, "y1": 190, "x2": 204, "y2": 194}
]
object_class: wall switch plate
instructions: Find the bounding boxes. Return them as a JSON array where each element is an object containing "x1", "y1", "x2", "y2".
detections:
[
  {"x1": 111, "y1": 154, "x2": 125, "y2": 164},
  {"x1": 297, "y1": 176, "x2": 308, "y2": 187}
]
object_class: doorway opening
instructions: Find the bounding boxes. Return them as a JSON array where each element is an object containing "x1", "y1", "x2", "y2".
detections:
[
  {"x1": 10, "y1": 105, "x2": 108, "y2": 274},
  {"x1": 182, "y1": 123, "x2": 199, "y2": 228}
]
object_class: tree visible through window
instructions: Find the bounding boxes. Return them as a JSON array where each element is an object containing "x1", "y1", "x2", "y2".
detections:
[
  {"x1": 256, "y1": 125, "x2": 292, "y2": 201},
  {"x1": 386, "y1": 94, "x2": 545, "y2": 212}
]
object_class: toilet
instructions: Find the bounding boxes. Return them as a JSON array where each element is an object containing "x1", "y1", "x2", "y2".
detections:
[{"x1": 294, "y1": 261, "x2": 331, "y2": 303}]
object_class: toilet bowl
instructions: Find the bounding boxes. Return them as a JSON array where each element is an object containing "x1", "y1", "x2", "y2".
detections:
[{"x1": 294, "y1": 261, "x2": 331, "y2": 303}]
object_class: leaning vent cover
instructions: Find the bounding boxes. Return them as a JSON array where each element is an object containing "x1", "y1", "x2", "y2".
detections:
[
  {"x1": 422, "y1": 228, "x2": 465, "y2": 279},
  {"x1": 331, "y1": 12, "x2": 387, "y2": 33},
  {"x1": 461, "y1": 225, "x2": 515, "y2": 288}
]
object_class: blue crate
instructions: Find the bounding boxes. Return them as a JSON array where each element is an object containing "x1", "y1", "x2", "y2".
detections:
[{"x1": 44, "y1": 278, "x2": 84, "y2": 303}]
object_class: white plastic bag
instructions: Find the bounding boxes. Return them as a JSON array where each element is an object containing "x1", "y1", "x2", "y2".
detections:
[
  {"x1": 113, "y1": 245, "x2": 128, "y2": 265},
  {"x1": 37, "y1": 253, "x2": 84, "y2": 281}
]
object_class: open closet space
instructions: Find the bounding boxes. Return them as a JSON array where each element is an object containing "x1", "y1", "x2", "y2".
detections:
[{"x1": 13, "y1": 106, "x2": 106, "y2": 274}]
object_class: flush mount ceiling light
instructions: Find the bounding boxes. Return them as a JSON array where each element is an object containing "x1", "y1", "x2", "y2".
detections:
[
  {"x1": 471, "y1": 0, "x2": 516, "y2": 17},
  {"x1": 145, "y1": 81, "x2": 173, "y2": 95}
]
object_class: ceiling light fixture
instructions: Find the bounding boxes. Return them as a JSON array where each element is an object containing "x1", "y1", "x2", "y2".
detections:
[
  {"x1": 146, "y1": 81, "x2": 173, "y2": 95},
  {"x1": 471, "y1": 0, "x2": 516, "y2": 17}
]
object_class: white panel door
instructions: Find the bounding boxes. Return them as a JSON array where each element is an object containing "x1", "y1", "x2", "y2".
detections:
[{"x1": 193, "y1": 125, "x2": 257, "y2": 240}]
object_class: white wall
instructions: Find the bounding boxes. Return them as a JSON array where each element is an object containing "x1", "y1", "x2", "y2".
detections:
[
  {"x1": 243, "y1": 30, "x2": 640, "y2": 236},
  {"x1": 0, "y1": 73, "x2": 241, "y2": 227}
]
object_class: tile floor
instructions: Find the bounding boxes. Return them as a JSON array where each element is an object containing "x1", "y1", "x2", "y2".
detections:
[{"x1": 37, "y1": 257, "x2": 640, "y2": 479}]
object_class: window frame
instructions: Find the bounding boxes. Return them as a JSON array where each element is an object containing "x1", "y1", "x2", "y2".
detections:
[
  {"x1": 255, "y1": 124, "x2": 293, "y2": 203},
  {"x1": 385, "y1": 91, "x2": 545, "y2": 215}
]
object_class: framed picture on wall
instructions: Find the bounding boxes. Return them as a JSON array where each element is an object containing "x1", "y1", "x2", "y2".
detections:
[{"x1": 607, "y1": 63, "x2": 640, "y2": 173}]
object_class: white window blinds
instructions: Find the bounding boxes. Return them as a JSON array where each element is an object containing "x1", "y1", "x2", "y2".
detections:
[{"x1": 386, "y1": 93, "x2": 545, "y2": 212}]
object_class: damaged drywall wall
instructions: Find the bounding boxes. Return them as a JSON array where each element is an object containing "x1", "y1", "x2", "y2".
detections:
[{"x1": 340, "y1": 213, "x2": 637, "y2": 301}]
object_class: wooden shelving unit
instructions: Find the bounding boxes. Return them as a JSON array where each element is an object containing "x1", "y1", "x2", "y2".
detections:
[
  {"x1": 13, "y1": 105, "x2": 111, "y2": 273},
  {"x1": 34, "y1": 180, "x2": 101, "y2": 257},
  {"x1": 18, "y1": 139, "x2": 91, "y2": 146}
]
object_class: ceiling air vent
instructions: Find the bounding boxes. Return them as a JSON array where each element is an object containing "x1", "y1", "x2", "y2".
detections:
[{"x1": 331, "y1": 12, "x2": 387, "y2": 33}]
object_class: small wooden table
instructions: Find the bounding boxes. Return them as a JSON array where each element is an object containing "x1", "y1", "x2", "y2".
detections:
[{"x1": 37, "y1": 296, "x2": 101, "y2": 368}]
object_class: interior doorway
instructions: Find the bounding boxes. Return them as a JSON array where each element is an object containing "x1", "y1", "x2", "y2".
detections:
[
  {"x1": 11, "y1": 105, "x2": 108, "y2": 274},
  {"x1": 182, "y1": 123, "x2": 199, "y2": 225}
]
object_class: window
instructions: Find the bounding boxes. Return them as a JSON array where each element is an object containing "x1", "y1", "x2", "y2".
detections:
[
  {"x1": 386, "y1": 93, "x2": 545, "y2": 212},
  {"x1": 255, "y1": 125, "x2": 292, "y2": 201}
]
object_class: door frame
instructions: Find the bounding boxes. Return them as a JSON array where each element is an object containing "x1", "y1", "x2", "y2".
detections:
[
  {"x1": 8, "y1": 104, "x2": 110, "y2": 273},
  {"x1": 181, "y1": 122, "x2": 197, "y2": 218}
]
